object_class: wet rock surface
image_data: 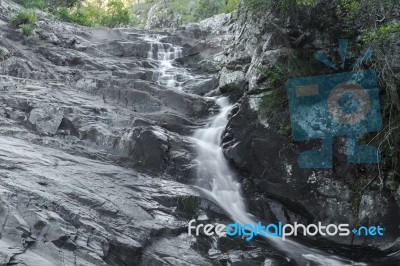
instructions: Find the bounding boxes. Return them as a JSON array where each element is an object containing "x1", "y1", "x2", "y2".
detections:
[
  {"x1": 205, "y1": 1, "x2": 400, "y2": 256},
  {"x1": 1, "y1": 0, "x2": 399, "y2": 264},
  {"x1": 0, "y1": 1, "x2": 291, "y2": 265}
]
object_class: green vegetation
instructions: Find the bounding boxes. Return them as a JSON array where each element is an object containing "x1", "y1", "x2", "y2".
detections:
[
  {"x1": 9, "y1": 9, "x2": 37, "y2": 36},
  {"x1": 335, "y1": 0, "x2": 398, "y2": 39},
  {"x1": 13, "y1": 0, "x2": 80, "y2": 10},
  {"x1": 355, "y1": 3, "x2": 400, "y2": 188},
  {"x1": 243, "y1": 0, "x2": 318, "y2": 14},
  {"x1": 12, "y1": 0, "x2": 136, "y2": 28},
  {"x1": 361, "y1": 21, "x2": 400, "y2": 45},
  {"x1": 252, "y1": 0, "x2": 399, "y2": 189},
  {"x1": 256, "y1": 50, "x2": 320, "y2": 114},
  {"x1": 259, "y1": 88, "x2": 287, "y2": 111},
  {"x1": 20, "y1": 24, "x2": 33, "y2": 36},
  {"x1": 12, "y1": 0, "x2": 241, "y2": 28},
  {"x1": 243, "y1": 0, "x2": 268, "y2": 10},
  {"x1": 9, "y1": 9, "x2": 37, "y2": 27},
  {"x1": 254, "y1": 50, "x2": 323, "y2": 136},
  {"x1": 132, "y1": 0, "x2": 240, "y2": 27},
  {"x1": 254, "y1": 65, "x2": 286, "y2": 87},
  {"x1": 56, "y1": 0, "x2": 135, "y2": 27}
]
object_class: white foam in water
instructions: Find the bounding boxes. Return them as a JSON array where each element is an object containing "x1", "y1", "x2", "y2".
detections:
[
  {"x1": 145, "y1": 35, "x2": 367, "y2": 266},
  {"x1": 192, "y1": 98, "x2": 367, "y2": 266},
  {"x1": 144, "y1": 35, "x2": 195, "y2": 90}
]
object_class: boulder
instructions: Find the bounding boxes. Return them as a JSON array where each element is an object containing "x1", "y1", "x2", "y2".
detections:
[
  {"x1": 131, "y1": 127, "x2": 169, "y2": 173},
  {"x1": 28, "y1": 105, "x2": 63, "y2": 135},
  {"x1": 218, "y1": 67, "x2": 246, "y2": 95}
]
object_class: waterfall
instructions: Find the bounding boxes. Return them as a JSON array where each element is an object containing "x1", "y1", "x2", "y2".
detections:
[
  {"x1": 192, "y1": 98, "x2": 366, "y2": 266},
  {"x1": 192, "y1": 97, "x2": 249, "y2": 222},
  {"x1": 144, "y1": 35, "x2": 367, "y2": 266},
  {"x1": 144, "y1": 35, "x2": 194, "y2": 90}
]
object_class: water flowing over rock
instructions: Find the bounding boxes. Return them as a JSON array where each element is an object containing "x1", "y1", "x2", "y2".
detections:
[
  {"x1": 0, "y1": 1, "x2": 289, "y2": 265},
  {"x1": 0, "y1": 0, "x2": 399, "y2": 265}
]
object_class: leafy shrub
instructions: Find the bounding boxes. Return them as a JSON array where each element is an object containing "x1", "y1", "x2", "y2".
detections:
[
  {"x1": 100, "y1": 0, "x2": 131, "y2": 28},
  {"x1": 254, "y1": 65, "x2": 287, "y2": 87},
  {"x1": 259, "y1": 89, "x2": 287, "y2": 111},
  {"x1": 56, "y1": 6, "x2": 95, "y2": 26},
  {"x1": 56, "y1": 0, "x2": 135, "y2": 28},
  {"x1": 361, "y1": 21, "x2": 400, "y2": 44},
  {"x1": 20, "y1": 24, "x2": 33, "y2": 36},
  {"x1": 9, "y1": 9, "x2": 37, "y2": 36},
  {"x1": 9, "y1": 9, "x2": 37, "y2": 27}
]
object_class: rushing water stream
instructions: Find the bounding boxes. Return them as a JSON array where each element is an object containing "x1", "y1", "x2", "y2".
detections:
[
  {"x1": 145, "y1": 35, "x2": 195, "y2": 90},
  {"x1": 143, "y1": 34, "x2": 368, "y2": 266}
]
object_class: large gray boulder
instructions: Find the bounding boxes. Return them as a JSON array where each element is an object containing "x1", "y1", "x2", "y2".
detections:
[
  {"x1": 218, "y1": 67, "x2": 246, "y2": 94},
  {"x1": 28, "y1": 105, "x2": 63, "y2": 135}
]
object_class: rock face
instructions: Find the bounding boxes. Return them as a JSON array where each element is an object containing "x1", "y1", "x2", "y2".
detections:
[
  {"x1": 218, "y1": 67, "x2": 246, "y2": 97},
  {"x1": 0, "y1": 1, "x2": 292, "y2": 265},
  {"x1": 0, "y1": 0, "x2": 399, "y2": 264},
  {"x1": 197, "y1": 1, "x2": 400, "y2": 254}
]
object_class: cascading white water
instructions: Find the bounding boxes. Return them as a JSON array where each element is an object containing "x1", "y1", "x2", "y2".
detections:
[
  {"x1": 192, "y1": 97, "x2": 248, "y2": 221},
  {"x1": 192, "y1": 98, "x2": 367, "y2": 266},
  {"x1": 144, "y1": 35, "x2": 195, "y2": 90},
  {"x1": 145, "y1": 35, "x2": 367, "y2": 266}
]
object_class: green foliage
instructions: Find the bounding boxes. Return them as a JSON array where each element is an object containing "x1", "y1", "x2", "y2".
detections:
[
  {"x1": 101, "y1": 0, "x2": 131, "y2": 27},
  {"x1": 9, "y1": 9, "x2": 37, "y2": 27},
  {"x1": 243, "y1": 0, "x2": 269, "y2": 10},
  {"x1": 255, "y1": 51, "x2": 322, "y2": 134},
  {"x1": 56, "y1": 0, "x2": 136, "y2": 28},
  {"x1": 317, "y1": 0, "x2": 400, "y2": 188},
  {"x1": 13, "y1": 0, "x2": 80, "y2": 10},
  {"x1": 200, "y1": 0, "x2": 240, "y2": 16},
  {"x1": 254, "y1": 65, "x2": 287, "y2": 87},
  {"x1": 14, "y1": 0, "x2": 46, "y2": 9},
  {"x1": 336, "y1": 0, "x2": 360, "y2": 21},
  {"x1": 243, "y1": 0, "x2": 319, "y2": 14},
  {"x1": 335, "y1": 0, "x2": 398, "y2": 38},
  {"x1": 255, "y1": 50, "x2": 317, "y2": 90},
  {"x1": 258, "y1": 88, "x2": 291, "y2": 136},
  {"x1": 278, "y1": 123, "x2": 291, "y2": 136},
  {"x1": 132, "y1": 0, "x2": 239, "y2": 27},
  {"x1": 226, "y1": 0, "x2": 240, "y2": 12},
  {"x1": 12, "y1": 0, "x2": 136, "y2": 28},
  {"x1": 259, "y1": 89, "x2": 287, "y2": 111},
  {"x1": 335, "y1": 0, "x2": 361, "y2": 37},
  {"x1": 56, "y1": 6, "x2": 94, "y2": 26},
  {"x1": 20, "y1": 24, "x2": 33, "y2": 36},
  {"x1": 361, "y1": 21, "x2": 400, "y2": 44},
  {"x1": 172, "y1": 0, "x2": 237, "y2": 24},
  {"x1": 9, "y1": 9, "x2": 37, "y2": 36},
  {"x1": 358, "y1": 20, "x2": 400, "y2": 183}
]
